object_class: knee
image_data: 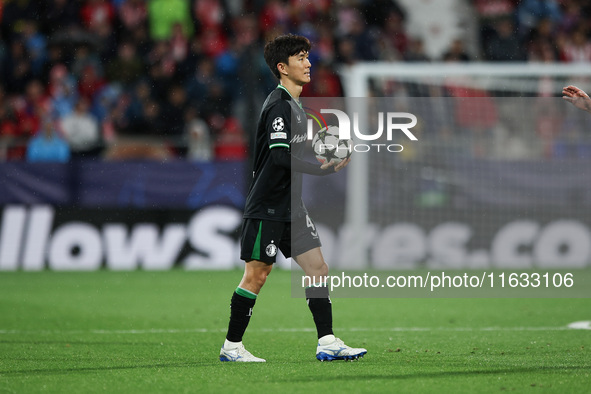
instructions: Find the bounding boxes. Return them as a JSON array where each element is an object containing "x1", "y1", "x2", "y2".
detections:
[
  {"x1": 243, "y1": 266, "x2": 272, "y2": 292},
  {"x1": 312, "y1": 262, "x2": 329, "y2": 278},
  {"x1": 253, "y1": 269, "x2": 270, "y2": 289}
]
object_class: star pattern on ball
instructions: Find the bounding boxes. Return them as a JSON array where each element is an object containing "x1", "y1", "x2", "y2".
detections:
[{"x1": 323, "y1": 146, "x2": 339, "y2": 162}]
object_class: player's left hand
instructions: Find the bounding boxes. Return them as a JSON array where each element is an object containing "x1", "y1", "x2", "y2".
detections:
[
  {"x1": 321, "y1": 157, "x2": 351, "y2": 172},
  {"x1": 562, "y1": 85, "x2": 591, "y2": 113}
]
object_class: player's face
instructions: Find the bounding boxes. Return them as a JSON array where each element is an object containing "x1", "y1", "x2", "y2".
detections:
[{"x1": 285, "y1": 50, "x2": 311, "y2": 85}]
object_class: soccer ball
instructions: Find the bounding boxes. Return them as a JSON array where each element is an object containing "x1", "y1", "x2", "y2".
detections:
[{"x1": 312, "y1": 125, "x2": 353, "y2": 165}]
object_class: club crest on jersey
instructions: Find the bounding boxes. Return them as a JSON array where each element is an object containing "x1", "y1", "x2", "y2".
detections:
[
  {"x1": 265, "y1": 242, "x2": 277, "y2": 257},
  {"x1": 272, "y1": 117, "x2": 284, "y2": 132}
]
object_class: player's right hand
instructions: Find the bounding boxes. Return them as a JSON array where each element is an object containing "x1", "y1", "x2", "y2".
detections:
[{"x1": 320, "y1": 157, "x2": 350, "y2": 172}]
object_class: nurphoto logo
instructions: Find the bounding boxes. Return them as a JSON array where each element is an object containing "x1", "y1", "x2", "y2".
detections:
[{"x1": 306, "y1": 109, "x2": 418, "y2": 153}]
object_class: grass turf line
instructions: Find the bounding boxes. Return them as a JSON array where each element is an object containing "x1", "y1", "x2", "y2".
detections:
[{"x1": 0, "y1": 270, "x2": 589, "y2": 393}]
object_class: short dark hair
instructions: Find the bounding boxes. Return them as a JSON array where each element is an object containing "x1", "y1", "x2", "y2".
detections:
[{"x1": 264, "y1": 34, "x2": 311, "y2": 80}]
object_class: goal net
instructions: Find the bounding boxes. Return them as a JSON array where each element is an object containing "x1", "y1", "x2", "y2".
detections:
[{"x1": 304, "y1": 63, "x2": 591, "y2": 270}]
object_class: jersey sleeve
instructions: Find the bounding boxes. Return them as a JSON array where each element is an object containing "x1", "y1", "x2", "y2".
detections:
[{"x1": 265, "y1": 101, "x2": 292, "y2": 150}]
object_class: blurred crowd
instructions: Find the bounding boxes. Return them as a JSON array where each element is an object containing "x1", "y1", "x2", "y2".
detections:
[{"x1": 0, "y1": 0, "x2": 590, "y2": 162}]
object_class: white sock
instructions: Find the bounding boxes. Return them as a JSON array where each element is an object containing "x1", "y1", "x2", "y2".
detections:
[
  {"x1": 223, "y1": 339, "x2": 241, "y2": 349},
  {"x1": 318, "y1": 334, "x2": 336, "y2": 345}
]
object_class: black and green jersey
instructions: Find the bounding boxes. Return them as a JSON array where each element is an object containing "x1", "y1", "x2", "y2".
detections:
[{"x1": 243, "y1": 85, "x2": 330, "y2": 222}]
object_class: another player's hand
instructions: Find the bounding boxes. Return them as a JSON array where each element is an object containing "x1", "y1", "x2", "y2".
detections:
[
  {"x1": 562, "y1": 85, "x2": 591, "y2": 113},
  {"x1": 321, "y1": 157, "x2": 351, "y2": 172}
]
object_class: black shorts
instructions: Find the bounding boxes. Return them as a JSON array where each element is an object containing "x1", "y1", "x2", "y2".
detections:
[{"x1": 240, "y1": 214, "x2": 321, "y2": 264}]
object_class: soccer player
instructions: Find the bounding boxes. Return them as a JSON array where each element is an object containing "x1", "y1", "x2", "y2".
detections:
[
  {"x1": 562, "y1": 85, "x2": 591, "y2": 113},
  {"x1": 219, "y1": 34, "x2": 367, "y2": 362}
]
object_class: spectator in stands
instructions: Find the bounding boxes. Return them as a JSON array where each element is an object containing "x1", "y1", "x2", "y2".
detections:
[
  {"x1": 0, "y1": 80, "x2": 45, "y2": 159},
  {"x1": 105, "y1": 41, "x2": 145, "y2": 88},
  {"x1": 474, "y1": 0, "x2": 516, "y2": 54},
  {"x1": 129, "y1": 23, "x2": 152, "y2": 62},
  {"x1": 442, "y1": 38, "x2": 471, "y2": 62},
  {"x1": 80, "y1": 0, "x2": 116, "y2": 36},
  {"x1": 40, "y1": 42, "x2": 68, "y2": 83},
  {"x1": 200, "y1": 27, "x2": 228, "y2": 58},
  {"x1": 340, "y1": 8, "x2": 378, "y2": 61},
  {"x1": 0, "y1": 85, "x2": 20, "y2": 160},
  {"x1": 48, "y1": 64, "x2": 78, "y2": 118},
  {"x1": 186, "y1": 57, "x2": 216, "y2": 105},
  {"x1": 146, "y1": 40, "x2": 177, "y2": 100},
  {"x1": 306, "y1": 62, "x2": 343, "y2": 97},
  {"x1": 212, "y1": 115, "x2": 247, "y2": 161},
  {"x1": 560, "y1": 27, "x2": 591, "y2": 62},
  {"x1": 26, "y1": 117, "x2": 70, "y2": 162},
  {"x1": 314, "y1": 24, "x2": 337, "y2": 65},
  {"x1": 376, "y1": 10, "x2": 408, "y2": 61},
  {"x1": 124, "y1": 79, "x2": 153, "y2": 134},
  {"x1": 21, "y1": 21, "x2": 47, "y2": 78},
  {"x1": 192, "y1": 0, "x2": 228, "y2": 33},
  {"x1": 71, "y1": 44, "x2": 102, "y2": 82},
  {"x1": 557, "y1": 0, "x2": 583, "y2": 34},
  {"x1": 3, "y1": 0, "x2": 591, "y2": 164},
  {"x1": 526, "y1": 18, "x2": 560, "y2": 62},
  {"x1": 91, "y1": 84, "x2": 120, "y2": 126},
  {"x1": 77, "y1": 64, "x2": 106, "y2": 101},
  {"x1": 118, "y1": 0, "x2": 148, "y2": 36},
  {"x1": 169, "y1": 22, "x2": 189, "y2": 63},
  {"x1": 259, "y1": 0, "x2": 290, "y2": 33},
  {"x1": 160, "y1": 84, "x2": 188, "y2": 137},
  {"x1": 185, "y1": 107, "x2": 212, "y2": 161},
  {"x1": 517, "y1": 0, "x2": 562, "y2": 35},
  {"x1": 148, "y1": 0, "x2": 193, "y2": 41},
  {"x1": 0, "y1": 0, "x2": 39, "y2": 40},
  {"x1": 0, "y1": 32, "x2": 6, "y2": 74},
  {"x1": 60, "y1": 97, "x2": 101, "y2": 158},
  {"x1": 335, "y1": 36, "x2": 359, "y2": 65},
  {"x1": 43, "y1": 0, "x2": 81, "y2": 36},
  {"x1": 178, "y1": 34, "x2": 205, "y2": 80},
  {"x1": 15, "y1": 79, "x2": 47, "y2": 146},
  {"x1": 404, "y1": 38, "x2": 429, "y2": 62},
  {"x1": 199, "y1": 81, "x2": 231, "y2": 121},
  {"x1": 140, "y1": 99, "x2": 165, "y2": 136},
  {"x1": 3, "y1": 39, "x2": 33, "y2": 95},
  {"x1": 485, "y1": 17, "x2": 526, "y2": 61}
]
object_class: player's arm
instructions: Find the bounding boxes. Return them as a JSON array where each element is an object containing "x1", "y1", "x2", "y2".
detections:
[
  {"x1": 267, "y1": 101, "x2": 347, "y2": 175},
  {"x1": 562, "y1": 85, "x2": 591, "y2": 113}
]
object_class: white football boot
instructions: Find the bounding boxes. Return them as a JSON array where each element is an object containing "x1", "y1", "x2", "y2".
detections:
[
  {"x1": 316, "y1": 335, "x2": 367, "y2": 361},
  {"x1": 219, "y1": 342, "x2": 266, "y2": 362}
]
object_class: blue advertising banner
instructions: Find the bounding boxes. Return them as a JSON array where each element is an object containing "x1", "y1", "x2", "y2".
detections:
[
  {"x1": 0, "y1": 160, "x2": 246, "y2": 209},
  {"x1": 0, "y1": 162, "x2": 72, "y2": 205},
  {"x1": 78, "y1": 161, "x2": 246, "y2": 209}
]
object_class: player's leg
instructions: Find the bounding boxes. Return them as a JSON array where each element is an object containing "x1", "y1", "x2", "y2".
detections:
[
  {"x1": 220, "y1": 259, "x2": 271, "y2": 362},
  {"x1": 226, "y1": 259, "x2": 273, "y2": 344},
  {"x1": 294, "y1": 248, "x2": 367, "y2": 361},
  {"x1": 294, "y1": 247, "x2": 332, "y2": 338},
  {"x1": 220, "y1": 219, "x2": 278, "y2": 362}
]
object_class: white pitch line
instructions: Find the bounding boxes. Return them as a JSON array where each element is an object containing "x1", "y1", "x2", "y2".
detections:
[
  {"x1": 0, "y1": 325, "x2": 585, "y2": 335},
  {"x1": 567, "y1": 321, "x2": 591, "y2": 330}
]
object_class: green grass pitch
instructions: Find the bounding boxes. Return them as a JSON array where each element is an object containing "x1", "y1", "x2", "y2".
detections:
[{"x1": 0, "y1": 270, "x2": 589, "y2": 393}]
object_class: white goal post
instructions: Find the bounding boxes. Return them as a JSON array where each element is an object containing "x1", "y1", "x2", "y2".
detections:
[{"x1": 337, "y1": 62, "x2": 591, "y2": 268}]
